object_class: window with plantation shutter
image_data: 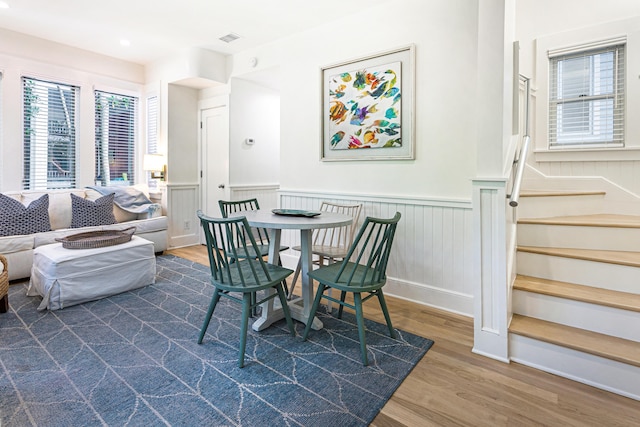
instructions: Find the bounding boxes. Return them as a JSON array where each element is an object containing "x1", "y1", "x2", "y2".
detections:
[
  {"x1": 22, "y1": 77, "x2": 78, "y2": 189},
  {"x1": 95, "y1": 90, "x2": 138, "y2": 186},
  {"x1": 146, "y1": 95, "x2": 159, "y2": 189},
  {"x1": 549, "y1": 42, "x2": 625, "y2": 148},
  {"x1": 147, "y1": 95, "x2": 158, "y2": 154}
]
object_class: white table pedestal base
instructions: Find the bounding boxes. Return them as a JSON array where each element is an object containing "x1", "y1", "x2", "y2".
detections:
[{"x1": 252, "y1": 293, "x2": 323, "y2": 332}]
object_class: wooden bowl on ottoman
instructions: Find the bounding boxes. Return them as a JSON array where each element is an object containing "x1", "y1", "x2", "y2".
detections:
[{"x1": 0, "y1": 254, "x2": 8, "y2": 313}]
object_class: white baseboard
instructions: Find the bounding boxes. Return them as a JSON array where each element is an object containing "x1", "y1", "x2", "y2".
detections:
[{"x1": 280, "y1": 252, "x2": 473, "y2": 317}]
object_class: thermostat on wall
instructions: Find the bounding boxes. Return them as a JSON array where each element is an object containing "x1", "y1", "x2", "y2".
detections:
[{"x1": 245, "y1": 138, "x2": 255, "y2": 145}]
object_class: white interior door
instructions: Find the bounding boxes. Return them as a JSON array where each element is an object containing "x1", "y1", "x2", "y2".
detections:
[{"x1": 200, "y1": 101, "x2": 229, "y2": 241}]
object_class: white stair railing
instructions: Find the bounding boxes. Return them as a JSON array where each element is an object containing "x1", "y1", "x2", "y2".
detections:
[{"x1": 508, "y1": 75, "x2": 531, "y2": 207}]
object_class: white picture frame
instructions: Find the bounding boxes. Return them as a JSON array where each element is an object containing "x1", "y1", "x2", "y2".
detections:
[{"x1": 320, "y1": 45, "x2": 416, "y2": 161}]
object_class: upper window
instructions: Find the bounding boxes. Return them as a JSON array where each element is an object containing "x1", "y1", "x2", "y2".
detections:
[
  {"x1": 22, "y1": 77, "x2": 78, "y2": 189},
  {"x1": 94, "y1": 90, "x2": 138, "y2": 186},
  {"x1": 549, "y1": 43, "x2": 625, "y2": 148}
]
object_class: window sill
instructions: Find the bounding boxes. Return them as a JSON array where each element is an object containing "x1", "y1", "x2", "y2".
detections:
[{"x1": 533, "y1": 147, "x2": 640, "y2": 162}]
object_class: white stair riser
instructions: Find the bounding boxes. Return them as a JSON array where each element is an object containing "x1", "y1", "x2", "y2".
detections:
[
  {"x1": 517, "y1": 195, "x2": 605, "y2": 218},
  {"x1": 509, "y1": 334, "x2": 640, "y2": 401},
  {"x1": 517, "y1": 251, "x2": 640, "y2": 294},
  {"x1": 517, "y1": 224, "x2": 640, "y2": 251},
  {"x1": 513, "y1": 290, "x2": 640, "y2": 342}
]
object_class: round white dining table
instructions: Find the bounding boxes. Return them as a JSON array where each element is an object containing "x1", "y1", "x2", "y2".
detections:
[{"x1": 236, "y1": 209, "x2": 353, "y2": 332}]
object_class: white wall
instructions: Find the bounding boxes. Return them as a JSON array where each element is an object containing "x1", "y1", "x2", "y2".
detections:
[
  {"x1": 167, "y1": 84, "x2": 199, "y2": 184},
  {"x1": 0, "y1": 28, "x2": 144, "y2": 191},
  {"x1": 229, "y1": 78, "x2": 280, "y2": 186},
  {"x1": 230, "y1": 0, "x2": 481, "y2": 201}
]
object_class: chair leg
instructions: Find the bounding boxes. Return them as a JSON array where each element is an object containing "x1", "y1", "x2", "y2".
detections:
[
  {"x1": 238, "y1": 293, "x2": 252, "y2": 368},
  {"x1": 250, "y1": 291, "x2": 256, "y2": 317},
  {"x1": 198, "y1": 289, "x2": 222, "y2": 344},
  {"x1": 276, "y1": 258, "x2": 289, "y2": 296},
  {"x1": 302, "y1": 283, "x2": 326, "y2": 341},
  {"x1": 320, "y1": 257, "x2": 333, "y2": 313},
  {"x1": 275, "y1": 283, "x2": 296, "y2": 336},
  {"x1": 376, "y1": 290, "x2": 397, "y2": 339},
  {"x1": 287, "y1": 258, "x2": 302, "y2": 300},
  {"x1": 353, "y1": 293, "x2": 369, "y2": 366},
  {"x1": 337, "y1": 291, "x2": 347, "y2": 319}
]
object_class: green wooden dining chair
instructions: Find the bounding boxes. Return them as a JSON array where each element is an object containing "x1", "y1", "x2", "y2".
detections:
[
  {"x1": 302, "y1": 212, "x2": 401, "y2": 366},
  {"x1": 197, "y1": 210, "x2": 296, "y2": 368},
  {"x1": 219, "y1": 198, "x2": 290, "y2": 296}
]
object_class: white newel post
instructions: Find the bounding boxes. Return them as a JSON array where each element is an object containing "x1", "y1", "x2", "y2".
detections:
[{"x1": 472, "y1": 178, "x2": 510, "y2": 362}]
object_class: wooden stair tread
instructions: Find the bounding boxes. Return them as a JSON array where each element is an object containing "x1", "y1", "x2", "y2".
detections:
[
  {"x1": 510, "y1": 314, "x2": 640, "y2": 367},
  {"x1": 518, "y1": 246, "x2": 640, "y2": 268},
  {"x1": 520, "y1": 190, "x2": 606, "y2": 197},
  {"x1": 515, "y1": 275, "x2": 640, "y2": 312},
  {"x1": 518, "y1": 214, "x2": 640, "y2": 228}
]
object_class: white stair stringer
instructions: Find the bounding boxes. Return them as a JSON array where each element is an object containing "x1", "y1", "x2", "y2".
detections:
[
  {"x1": 516, "y1": 250, "x2": 640, "y2": 294},
  {"x1": 510, "y1": 335, "x2": 640, "y2": 401},
  {"x1": 513, "y1": 290, "x2": 640, "y2": 342},
  {"x1": 517, "y1": 223, "x2": 640, "y2": 252},
  {"x1": 521, "y1": 164, "x2": 640, "y2": 216}
]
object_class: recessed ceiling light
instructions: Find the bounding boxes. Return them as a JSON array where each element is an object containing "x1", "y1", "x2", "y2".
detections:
[
  {"x1": 0, "y1": 2, "x2": 10, "y2": 9},
  {"x1": 120, "y1": 39, "x2": 131, "y2": 47},
  {"x1": 219, "y1": 33, "x2": 240, "y2": 43}
]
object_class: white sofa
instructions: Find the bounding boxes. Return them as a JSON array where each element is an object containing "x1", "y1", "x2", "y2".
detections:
[{"x1": 0, "y1": 186, "x2": 168, "y2": 281}]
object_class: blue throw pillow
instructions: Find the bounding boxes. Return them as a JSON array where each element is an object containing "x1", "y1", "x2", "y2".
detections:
[
  {"x1": 0, "y1": 193, "x2": 51, "y2": 237},
  {"x1": 70, "y1": 193, "x2": 117, "y2": 228}
]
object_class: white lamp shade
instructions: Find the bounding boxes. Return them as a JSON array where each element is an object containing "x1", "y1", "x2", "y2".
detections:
[{"x1": 143, "y1": 154, "x2": 165, "y2": 171}]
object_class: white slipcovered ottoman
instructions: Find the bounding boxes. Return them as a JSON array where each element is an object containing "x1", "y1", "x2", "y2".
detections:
[{"x1": 28, "y1": 236, "x2": 156, "y2": 311}]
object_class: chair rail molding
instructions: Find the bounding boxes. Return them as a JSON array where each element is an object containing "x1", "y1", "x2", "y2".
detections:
[
  {"x1": 278, "y1": 189, "x2": 474, "y2": 317},
  {"x1": 472, "y1": 178, "x2": 510, "y2": 362}
]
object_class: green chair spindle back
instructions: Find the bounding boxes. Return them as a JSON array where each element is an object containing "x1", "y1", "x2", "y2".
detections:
[
  {"x1": 218, "y1": 198, "x2": 270, "y2": 248},
  {"x1": 335, "y1": 212, "x2": 399, "y2": 288}
]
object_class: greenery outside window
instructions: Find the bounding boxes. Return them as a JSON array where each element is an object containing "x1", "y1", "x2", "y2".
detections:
[
  {"x1": 22, "y1": 77, "x2": 78, "y2": 189},
  {"x1": 95, "y1": 90, "x2": 138, "y2": 186},
  {"x1": 548, "y1": 42, "x2": 625, "y2": 148}
]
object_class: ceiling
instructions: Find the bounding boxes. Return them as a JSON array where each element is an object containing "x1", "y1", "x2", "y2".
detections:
[{"x1": 0, "y1": 0, "x2": 390, "y2": 65}]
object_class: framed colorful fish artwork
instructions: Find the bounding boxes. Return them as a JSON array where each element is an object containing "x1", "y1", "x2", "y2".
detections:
[{"x1": 321, "y1": 45, "x2": 415, "y2": 161}]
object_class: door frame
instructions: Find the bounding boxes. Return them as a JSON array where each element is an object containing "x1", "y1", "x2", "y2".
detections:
[{"x1": 198, "y1": 93, "x2": 230, "y2": 243}]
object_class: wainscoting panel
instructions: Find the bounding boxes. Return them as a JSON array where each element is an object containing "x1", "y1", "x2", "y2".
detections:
[
  {"x1": 278, "y1": 190, "x2": 474, "y2": 316},
  {"x1": 471, "y1": 179, "x2": 510, "y2": 362},
  {"x1": 167, "y1": 183, "x2": 200, "y2": 248},
  {"x1": 229, "y1": 184, "x2": 279, "y2": 211}
]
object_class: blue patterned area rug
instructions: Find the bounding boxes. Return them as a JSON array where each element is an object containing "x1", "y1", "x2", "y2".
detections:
[{"x1": 0, "y1": 255, "x2": 433, "y2": 426}]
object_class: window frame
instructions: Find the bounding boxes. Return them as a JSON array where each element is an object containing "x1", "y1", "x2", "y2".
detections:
[
  {"x1": 22, "y1": 76, "x2": 79, "y2": 190},
  {"x1": 548, "y1": 43, "x2": 625, "y2": 149},
  {"x1": 94, "y1": 89, "x2": 139, "y2": 187}
]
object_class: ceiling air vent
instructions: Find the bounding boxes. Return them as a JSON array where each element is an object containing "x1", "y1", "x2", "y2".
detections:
[{"x1": 219, "y1": 33, "x2": 240, "y2": 43}]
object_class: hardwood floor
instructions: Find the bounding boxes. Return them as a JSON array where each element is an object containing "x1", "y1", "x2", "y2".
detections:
[{"x1": 167, "y1": 246, "x2": 640, "y2": 426}]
